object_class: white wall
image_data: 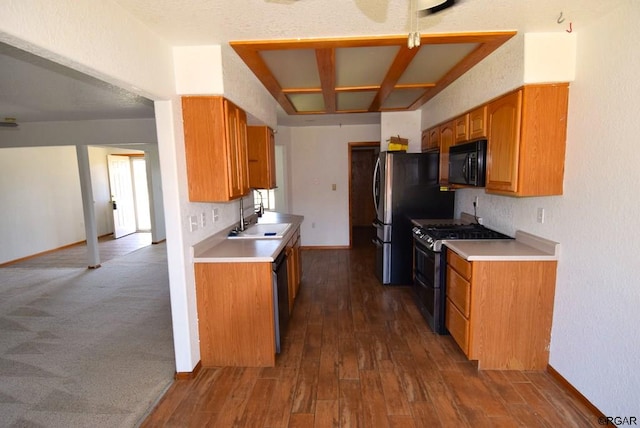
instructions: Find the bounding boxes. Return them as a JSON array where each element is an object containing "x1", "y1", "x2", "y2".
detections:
[
  {"x1": 381, "y1": 110, "x2": 422, "y2": 152},
  {"x1": 0, "y1": 146, "x2": 83, "y2": 263},
  {"x1": 422, "y1": 4, "x2": 640, "y2": 416},
  {"x1": 287, "y1": 124, "x2": 380, "y2": 246},
  {"x1": 0, "y1": 145, "x2": 145, "y2": 264}
]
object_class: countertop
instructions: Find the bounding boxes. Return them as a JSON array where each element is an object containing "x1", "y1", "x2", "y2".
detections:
[
  {"x1": 444, "y1": 230, "x2": 559, "y2": 261},
  {"x1": 192, "y1": 212, "x2": 304, "y2": 263}
]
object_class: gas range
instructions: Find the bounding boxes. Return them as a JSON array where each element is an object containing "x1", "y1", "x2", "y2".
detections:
[{"x1": 412, "y1": 222, "x2": 512, "y2": 252}]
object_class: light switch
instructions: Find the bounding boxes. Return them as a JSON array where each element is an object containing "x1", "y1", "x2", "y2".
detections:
[{"x1": 189, "y1": 215, "x2": 198, "y2": 232}]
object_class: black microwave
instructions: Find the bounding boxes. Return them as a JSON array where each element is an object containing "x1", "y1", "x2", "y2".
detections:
[{"x1": 448, "y1": 139, "x2": 487, "y2": 187}]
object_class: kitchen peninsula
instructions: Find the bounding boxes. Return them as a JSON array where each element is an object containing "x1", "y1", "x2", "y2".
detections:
[
  {"x1": 192, "y1": 212, "x2": 303, "y2": 367},
  {"x1": 444, "y1": 231, "x2": 559, "y2": 370}
]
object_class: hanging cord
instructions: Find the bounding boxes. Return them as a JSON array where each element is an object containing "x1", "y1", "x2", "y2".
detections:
[{"x1": 408, "y1": 0, "x2": 421, "y2": 49}]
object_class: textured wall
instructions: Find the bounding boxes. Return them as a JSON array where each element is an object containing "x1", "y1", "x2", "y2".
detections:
[
  {"x1": 288, "y1": 124, "x2": 381, "y2": 246},
  {"x1": 422, "y1": 4, "x2": 640, "y2": 416}
]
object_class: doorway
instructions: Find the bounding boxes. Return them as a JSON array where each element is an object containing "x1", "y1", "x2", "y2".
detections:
[
  {"x1": 107, "y1": 153, "x2": 152, "y2": 238},
  {"x1": 348, "y1": 142, "x2": 380, "y2": 248}
]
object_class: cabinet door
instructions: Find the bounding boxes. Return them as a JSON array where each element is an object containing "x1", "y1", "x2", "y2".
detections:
[
  {"x1": 428, "y1": 126, "x2": 440, "y2": 150},
  {"x1": 247, "y1": 126, "x2": 276, "y2": 189},
  {"x1": 469, "y1": 105, "x2": 488, "y2": 139},
  {"x1": 421, "y1": 129, "x2": 430, "y2": 152},
  {"x1": 224, "y1": 101, "x2": 249, "y2": 199},
  {"x1": 439, "y1": 121, "x2": 454, "y2": 184},
  {"x1": 182, "y1": 96, "x2": 230, "y2": 202},
  {"x1": 486, "y1": 90, "x2": 522, "y2": 193},
  {"x1": 454, "y1": 114, "x2": 469, "y2": 144}
]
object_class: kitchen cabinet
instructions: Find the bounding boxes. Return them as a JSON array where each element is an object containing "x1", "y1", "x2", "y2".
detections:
[
  {"x1": 454, "y1": 114, "x2": 469, "y2": 144},
  {"x1": 468, "y1": 105, "x2": 488, "y2": 140},
  {"x1": 445, "y1": 249, "x2": 557, "y2": 370},
  {"x1": 286, "y1": 225, "x2": 302, "y2": 314},
  {"x1": 438, "y1": 120, "x2": 454, "y2": 184},
  {"x1": 485, "y1": 84, "x2": 569, "y2": 196},
  {"x1": 195, "y1": 261, "x2": 276, "y2": 367},
  {"x1": 247, "y1": 125, "x2": 276, "y2": 189},
  {"x1": 421, "y1": 126, "x2": 440, "y2": 152},
  {"x1": 182, "y1": 96, "x2": 249, "y2": 202}
]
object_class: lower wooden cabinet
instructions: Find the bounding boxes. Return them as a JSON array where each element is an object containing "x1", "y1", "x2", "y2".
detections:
[
  {"x1": 286, "y1": 226, "x2": 302, "y2": 314},
  {"x1": 195, "y1": 262, "x2": 276, "y2": 367},
  {"x1": 446, "y1": 249, "x2": 557, "y2": 370}
]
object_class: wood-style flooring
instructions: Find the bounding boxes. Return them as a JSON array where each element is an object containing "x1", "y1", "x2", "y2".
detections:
[{"x1": 142, "y1": 237, "x2": 599, "y2": 427}]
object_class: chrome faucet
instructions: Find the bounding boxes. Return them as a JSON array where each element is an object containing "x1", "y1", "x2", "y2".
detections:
[{"x1": 239, "y1": 197, "x2": 246, "y2": 232}]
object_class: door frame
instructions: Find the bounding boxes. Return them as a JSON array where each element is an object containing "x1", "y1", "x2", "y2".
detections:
[{"x1": 348, "y1": 141, "x2": 380, "y2": 248}]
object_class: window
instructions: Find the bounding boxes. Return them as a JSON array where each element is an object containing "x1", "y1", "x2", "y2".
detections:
[{"x1": 253, "y1": 189, "x2": 276, "y2": 212}]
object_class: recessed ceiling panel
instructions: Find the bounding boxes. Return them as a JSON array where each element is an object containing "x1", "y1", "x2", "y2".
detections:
[
  {"x1": 261, "y1": 49, "x2": 321, "y2": 88},
  {"x1": 398, "y1": 43, "x2": 479, "y2": 85},
  {"x1": 381, "y1": 88, "x2": 425, "y2": 110},
  {"x1": 288, "y1": 93, "x2": 325, "y2": 112},
  {"x1": 232, "y1": 33, "x2": 516, "y2": 116},
  {"x1": 335, "y1": 46, "x2": 400, "y2": 87},
  {"x1": 336, "y1": 91, "x2": 377, "y2": 111}
]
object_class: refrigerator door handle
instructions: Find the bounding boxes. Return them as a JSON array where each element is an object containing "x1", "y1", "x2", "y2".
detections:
[{"x1": 372, "y1": 156, "x2": 380, "y2": 213}]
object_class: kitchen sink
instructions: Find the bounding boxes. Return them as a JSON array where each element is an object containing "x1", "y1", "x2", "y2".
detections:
[{"x1": 227, "y1": 222, "x2": 292, "y2": 239}]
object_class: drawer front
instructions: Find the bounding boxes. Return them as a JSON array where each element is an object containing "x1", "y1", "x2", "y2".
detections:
[
  {"x1": 446, "y1": 298, "x2": 469, "y2": 356},
  {"x1": 447, "y1": 266, "x2": 471, "y2": 317},
  {"x1": 447, "y1": 250, "x2": 471, "y2": 279}
]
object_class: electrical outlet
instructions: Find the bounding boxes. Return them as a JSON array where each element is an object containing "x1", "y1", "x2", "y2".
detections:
[
  {"x1": 200, "y1": 212, "x2": 206, "y2": 228},
  {"x1": 537, "y1": 208, "x2": 545, "y2": 224},
  {"x1": 213, "y1": 208, "x2": 219, "y2": 222},
  {"x1": 332, "y1": 184, "x2": 337, "y2": 191}
]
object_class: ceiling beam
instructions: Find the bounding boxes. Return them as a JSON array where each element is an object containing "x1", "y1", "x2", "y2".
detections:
[
  {"x1": 316, "y1": 48, "x2": 336, "y2": 113},
  {"x1": 369, "y1": 44, "x2": 419, "y2": 112},
  {"x1": 231, "y1": 46, "x2": 297, "y2": 114},
  {"x1": 408, "y1": 34, "x2": 515, "y2": 109}
]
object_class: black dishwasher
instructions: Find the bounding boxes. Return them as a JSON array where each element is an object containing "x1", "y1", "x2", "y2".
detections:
[{"x1": 272, "y1": 250, "x2": 289, "y2": 353}]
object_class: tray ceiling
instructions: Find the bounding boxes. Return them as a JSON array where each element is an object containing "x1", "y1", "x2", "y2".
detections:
[{"x1": 231, "y1": 31, "x2": 515, "y2": 116}]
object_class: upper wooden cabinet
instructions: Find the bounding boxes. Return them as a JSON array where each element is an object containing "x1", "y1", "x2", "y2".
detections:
[
  {"x1": 468, "y1": 105, "x2": 488, "y2": 140},
  {"x1": 247, "y1": 126, "x2": 276, "y2": 189},
  {"x1": 485, "y1": 84, "x2": 569, "y2": 196},
  {"x1": 439, "y1": 120, "x2": 455, "y2": 184},
  {"x1": 454, "y1": 114, "x2": 469, "y2": 144},
  {"x1": 182, "y1": 96, "x2": 249, "y2": 202},
  {"x1": 421, "y1": 126, "x2": 440, "y2": 152}
]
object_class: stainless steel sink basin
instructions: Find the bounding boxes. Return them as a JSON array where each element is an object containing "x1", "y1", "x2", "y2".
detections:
[{"x1": 227, "y1": 222, "x2": 292, "y2": 239}]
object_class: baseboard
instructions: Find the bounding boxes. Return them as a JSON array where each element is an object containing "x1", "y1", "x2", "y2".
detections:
[
  {"x1": 152, "y1": 238, "x2": 166, "y2": 245},
  {"x1": 0, "y1": 238, "x2": 89, "y2": 266},
  {"x1": 547, "y1": 364, "x2": 605, "y2": 419},
  {"x1": 174, "y1": 361, "x2": 202, "y2": 380},
  {"x1": 300, "y1": 245, "x2": 350, "y2": 250}
]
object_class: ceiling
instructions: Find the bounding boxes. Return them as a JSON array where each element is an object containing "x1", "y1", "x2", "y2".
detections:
[
  {"x1": 0, "y1": 0, "x2": 624, "y2": 127},
  {"x1": 231, "y1": 32, "x2": 514, "y2": 117}
]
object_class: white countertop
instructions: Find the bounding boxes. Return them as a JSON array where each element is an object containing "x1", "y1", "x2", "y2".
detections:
[
  {"x1": 192, "y1": 212, "x2": 304, "y2": 263},
  {"x1": 444, "y1": 230, "x2": 559, "y2": 261}
]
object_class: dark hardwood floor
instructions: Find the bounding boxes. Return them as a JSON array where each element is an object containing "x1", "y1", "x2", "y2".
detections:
[{"x1": 141, "y1": 241, "x2": 599, "y2": 427}]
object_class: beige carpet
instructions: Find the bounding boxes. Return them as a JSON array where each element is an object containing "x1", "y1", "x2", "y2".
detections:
[{"x1": 0, "y1": 242, "x2": 175, "y2": 427}]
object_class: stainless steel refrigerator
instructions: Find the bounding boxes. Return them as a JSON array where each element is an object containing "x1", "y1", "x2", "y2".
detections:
[{"x1": 373, "y1": 151, "x2": 454, "y2": 285}]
